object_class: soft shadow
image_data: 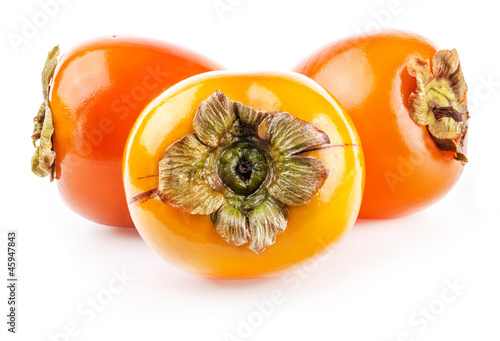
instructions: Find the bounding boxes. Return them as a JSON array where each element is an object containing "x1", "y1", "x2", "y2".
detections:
[
  {"x1": 99, "y1": 225, "x2": 142, "y2": 240},
  {"x1": 198, "y1": 274, "x2": 284, "y2": 290}
]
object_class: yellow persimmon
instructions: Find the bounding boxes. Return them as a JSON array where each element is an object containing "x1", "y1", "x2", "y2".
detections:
[{"x1": 123, "y1": 71, "x2": 364, "y2": 278}]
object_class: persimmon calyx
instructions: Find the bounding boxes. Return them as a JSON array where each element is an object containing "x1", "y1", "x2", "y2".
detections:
[
  {"x1": 158, "y1": 90, "x2": 330, "y2": 254},
  {"x1": 408, "y1": 49, "x2": 469, "y2": 165},
  {"x1": 31, "y1": 46, "x2": 59, "y2": 180}
]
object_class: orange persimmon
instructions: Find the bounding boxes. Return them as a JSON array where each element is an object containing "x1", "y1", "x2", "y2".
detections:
[
  {"x1": 31, "y1": 36, "x2": 221, "y2": 227},
  {"x1": 123, "y1": 71, "x2": 364, "y2": 278},
  {"x1": 294, "y1": 31, "x2": 468, "y2": 219}
]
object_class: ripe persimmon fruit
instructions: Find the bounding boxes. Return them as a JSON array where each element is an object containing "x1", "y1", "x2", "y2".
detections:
[
  {"x1": 123, "y1": 71, "x2": 364, "y2": 278},
  {"x1": 31, "y1": 36, "x2": 221, "y2": 227},
  {"x1": 294, "y1": 31, "x2": 469, "y2": 219}
]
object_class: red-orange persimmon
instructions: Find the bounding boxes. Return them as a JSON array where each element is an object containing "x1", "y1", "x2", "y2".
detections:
[
  {"x1": 294, "y1": 31, "x2": 469, "y2": 219},
  {"x1": 31, "y1": 36, "x2": 221, "y2": 227}
]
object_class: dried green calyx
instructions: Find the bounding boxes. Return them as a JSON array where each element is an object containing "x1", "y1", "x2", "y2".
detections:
[
  {"x1": 31, "y1": 46, "x2": 60, "y2": 180},
  {"x1": 408, "y1": 49, "x2": 469, "y2": 164},
  {"x1": 158, "y1": 90, "x2": 330, "y2": 253}
]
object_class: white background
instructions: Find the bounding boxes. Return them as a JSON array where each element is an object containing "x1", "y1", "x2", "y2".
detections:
[{"x1": 1, "y1": 0, "x2": 499, "y2": 340}]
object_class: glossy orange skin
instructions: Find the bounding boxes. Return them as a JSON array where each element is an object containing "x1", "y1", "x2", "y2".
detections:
[
  {"x1": 294, "y1": 32, "x2": 465, "y2": 219},
  {"x1": 123, "y1": 71, "x2": 364, "y2": 278},
  {"x1": 50, "y1": 36, "x2": 221, "y2": 227}
]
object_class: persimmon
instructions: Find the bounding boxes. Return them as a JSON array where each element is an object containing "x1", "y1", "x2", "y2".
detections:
[
  {"x1": 294, "y1": 31, "x2": 469, "y2": 219},
  {"x1": 123, "y1": 71, "x2": 364, "y2": 278},
  {"x1": 31, "y1": 36, "x2": 221, "y2": 227}
]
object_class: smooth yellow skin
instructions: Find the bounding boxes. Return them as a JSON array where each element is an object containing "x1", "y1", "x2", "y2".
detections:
[{"x1": 123, "y1": 71, "x2": 364, "y2": 279}]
